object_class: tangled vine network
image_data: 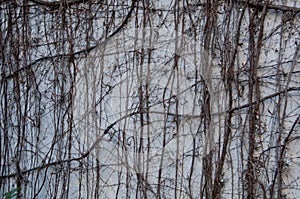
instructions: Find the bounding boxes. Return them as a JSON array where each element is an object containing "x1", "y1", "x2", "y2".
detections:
[{"x1": 1, "y1": 0, "x2": 300, "y2": 198}]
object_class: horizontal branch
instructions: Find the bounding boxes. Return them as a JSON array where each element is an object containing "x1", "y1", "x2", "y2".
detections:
[
  {"x1": 28, "y1": 0, "x2": 100, "y2": 8},
  {"x1": 229, "y1": 86, "x2": 300, "y2": 113},
  {"x1": 236, "y1": 0, "x2": 300, "y2": 13}
]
